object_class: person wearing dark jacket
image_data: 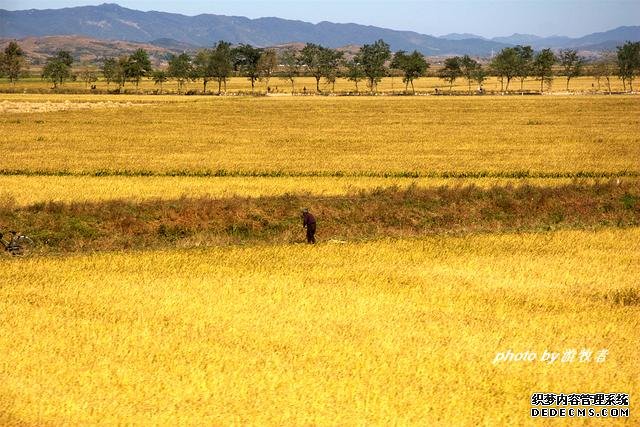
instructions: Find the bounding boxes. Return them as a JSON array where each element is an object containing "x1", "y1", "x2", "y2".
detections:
[{"x1": 301, "y1": 208, "x2": 316, "y2": 244}]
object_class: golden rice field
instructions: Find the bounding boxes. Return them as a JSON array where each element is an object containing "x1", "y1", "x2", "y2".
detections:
[
  {"x1": 0, "y1": 92, "x2": 638, "y2": 425},
  {"x1": 0, "y1": 75, "x2": 630, "y2": 94},
  {"x1": 1, "y1": 94, "x2": 638, "y2": 175},
  {"x1": 3, "y1": 175, "x2": 637, "y2": 206},
  {"x1": 0, "y1": 228, "x2": 638, "y2": 425}
]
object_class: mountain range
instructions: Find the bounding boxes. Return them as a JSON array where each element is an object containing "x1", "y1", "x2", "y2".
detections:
[
  {"x1": 452, "y1": 27, "x2": 640, "y2": 51},
  {"x1": 1, "y1": 3, "x2": 639, "y2": 56}
]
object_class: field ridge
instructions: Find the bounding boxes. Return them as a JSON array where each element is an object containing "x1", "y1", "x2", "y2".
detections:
[
  {"x1": 2, "y1": 181, "x2": 637, "y2": 254},
  {"x1": 1, "y1": 169, "x2": 639, "y2": 179}
]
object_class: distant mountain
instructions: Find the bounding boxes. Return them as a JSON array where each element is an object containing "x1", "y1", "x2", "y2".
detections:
[
  {"x1": 0, "y1": 3, "x2": 509, "y2": 56},
  {"x1": 438, "y1": 33, "x2": 487, "y2": 41},
  {"x1": 566, "y1": 26, "x2": 640, "y2": 48},
  {"x1": 148, "y1": 38, "x2": 198, "y2": 52},
  {"x1": 491, "y1": 26, "x2": 640, "y2": 50}
]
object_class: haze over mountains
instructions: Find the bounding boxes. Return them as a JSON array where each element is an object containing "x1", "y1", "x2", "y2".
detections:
[{"x1": 1, "y1": 3, "x2": 639, "y2": 56}]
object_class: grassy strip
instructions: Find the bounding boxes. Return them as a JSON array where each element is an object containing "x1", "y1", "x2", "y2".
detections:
[
  {"x1": 1, "y1": 181, "x2": 638, "y2": 254},
  {"x1": 0, "y1": 169, "x2": 639, "y2": 179}
]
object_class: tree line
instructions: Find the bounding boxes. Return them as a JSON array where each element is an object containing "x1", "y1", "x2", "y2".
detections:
[
  {"x1": 99, "y1": 40, "x2": 400, "y2": 94},
  {"x1": 433, "y1": 42, "x2": 639, "y2": 94},
  {"x1": 1, "y1": 39, "x2": 639, "y2": 94}
]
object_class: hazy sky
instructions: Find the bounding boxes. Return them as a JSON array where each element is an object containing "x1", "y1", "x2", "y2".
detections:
[{"x1": 2, "y1": 1, "x2": 639, "y2": 38}]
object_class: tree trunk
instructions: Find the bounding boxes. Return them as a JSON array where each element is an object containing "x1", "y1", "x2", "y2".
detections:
[
  {"x1": 630, "y1": 78, "x2": 634, "y2": 92},
  {"x1": 540, "y1": 78, "x2": 543, "y2": 93},
  {"x1": 203, "y1": 79, "x2": 207, "y2": 94},
  {"x1": 218, "y1": 79, "x2": 222, "y2": 95},
  {"x1": 411, "y1": 80, "x2": 415, "y2": 94},
  {"x1": 566, "y1": 77, "x2": 570, "y2": 91},
  {"x1": 622, "y1": 78, "x2": 626, "y2": 92},
  {"x1": 606, "y1": 77, "x2": 611, "y2": 95},
  {"x1": 355, "y1": 80, "x2": 359, "y2": 93},
  {"x1": 468, "y1": 79, "x2": 471, "y2": 95},
  {"x1": 251, "y1": 78, "x2": 255, "y2": 93},
  {"x1": 505, "y1": 77, "x2": 511, "y2": 92},
  {"x1": 290, "y1": 78, "x2": 295, "y2": 94},
  {"x1": 316, "y1": 76, "x2": 320, "y2": 93}
]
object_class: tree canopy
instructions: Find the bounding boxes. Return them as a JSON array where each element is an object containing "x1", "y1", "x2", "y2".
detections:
[
  {"x1": 0, "y1": 41, "x2": 27, "y2": 83},
  {"x1": 391, "y1": 50, "x2": 429, "y2": 93},
  {"x1": 357, "y1": 39, "x2": 391, "y2": 92},
  {"x1": 233, "y1": 44, "x2": 263, "y2": 93},
  {"x1": 42, "y1": 50, "x2": 74, "y2": 88}
]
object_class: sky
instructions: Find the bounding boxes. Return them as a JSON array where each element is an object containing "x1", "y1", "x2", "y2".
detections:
[{"x1": 2, "y1": 0, "x2": 639, "y2": 38}]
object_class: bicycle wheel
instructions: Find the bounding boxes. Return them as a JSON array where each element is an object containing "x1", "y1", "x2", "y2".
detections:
[{"x1": 8, "y1": 235, "x2": 34, "y2": 257}]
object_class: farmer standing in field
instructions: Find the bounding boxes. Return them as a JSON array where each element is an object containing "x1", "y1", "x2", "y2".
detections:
[{"x1": 301, "y1": 208, "x2": 316, "y2": 244}]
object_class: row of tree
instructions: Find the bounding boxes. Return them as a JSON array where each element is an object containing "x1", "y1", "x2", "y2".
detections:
[
  {"x1": 432, "y1": 41, "x2": 640, "y2": 94},
  {"x1": 101, "y1": 40, "x2": 399, "y2": 94},
  {"x1": 2, "y1": 39, "x2": 639, "y2": 94}
]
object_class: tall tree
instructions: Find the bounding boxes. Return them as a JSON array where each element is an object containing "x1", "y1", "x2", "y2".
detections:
[
  {"x1": 344, "y1": 58, "x2": 365, "y2": 93},
  {"x1": 102, "y1": 57, "x2": 118, "y2": 87},
  {"x1": 514, "y1": 45, "x2": 534, "y2": 92},
  {"x1": 391, "y1": 50, "x2": 429, "y2": 93},
  {"x1": 233, "y1": 44, "x2": 262, "y2": 93},
  {"x1": 532, "y1": 48, "x2": 556, "y2": 93},
  {"x1": 78, "y1": 63, "x2": 98, "y2": 88},
  {"x1": 210, "y1": 41, "x2": 234, "y2": 94},
  {"x1": 320, "y1": 48, "x2": 344, "y2": 92},
  {"x1": 438, "y1": 56, "x2": 462, "y2": 93},
  {"x1": 491, "y1": 47, "x2": 520, "y2": 92},
  {"x1": 1, "y1": 41, "x2": 27, "y2": 84},
  {"x1": 591, "y1": 52, "x2": 617, "y2": 94},
  {"x1": 114, "y1": 56, "x2": 129, "y2": 88},
  {"x1": 151, "y1": 70, "x2": 168, "y2": 94},
  {"x1": 42, "y1": 50, "x2": 73, "y2": 88},
  {"x1": 617, "y1": 41, "x2": 640, "y2": 92},
  {"x1": 472, "y1": 65, "x2": 487, "y2": 92},
  {"x1": 193, "y1": 49, "x2": 213, "y2": 93},
  {"x1": 300, "y1": 43, "x2": 325, "y2": 92},
  {"x1": 279, "y1": 47, "x2": 301, "y2": 93},
  {"x1": 357, "y1": 39, "x2": 391, "y2": 93},
  {"x1": 459, "y1": 55, "x2": 481, "y2": 94},
  {"x1": 126, "y1": 48, "x2": 152, "y2": 88},
  {"x1": 257, "y1": 49, "x2": 278, "y2": 91},
  {"x1": 167, "y1": 52, "x2": 193, "y2": 93},
  {"x1": 559, "y1": 49, "x2": 584, "y2": 91}
]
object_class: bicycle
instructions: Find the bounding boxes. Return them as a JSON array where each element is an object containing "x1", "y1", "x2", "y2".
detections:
[{"x1": 1, "y1": 230, "x2": 34, "y2": 257}]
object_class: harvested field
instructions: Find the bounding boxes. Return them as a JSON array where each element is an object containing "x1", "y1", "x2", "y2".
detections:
[{"x1": 0, "y1": 99, "x2": 147, "y2": 113}]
